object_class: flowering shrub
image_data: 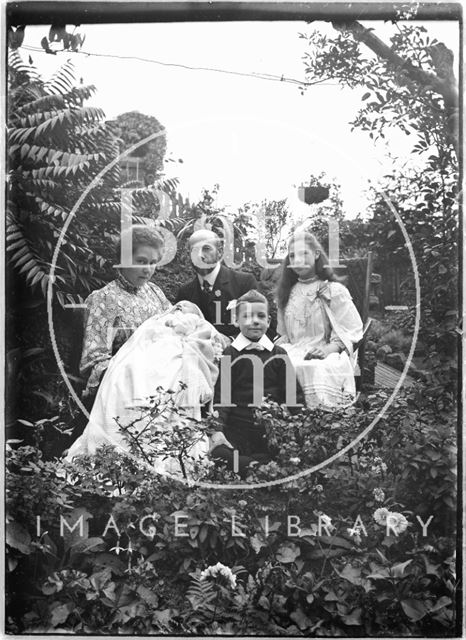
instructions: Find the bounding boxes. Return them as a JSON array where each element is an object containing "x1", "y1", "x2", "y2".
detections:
[{"x1": 115, "y1": 384, "x2": 213, "y2": 481}]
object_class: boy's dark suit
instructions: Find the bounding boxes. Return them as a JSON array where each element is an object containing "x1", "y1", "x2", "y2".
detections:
[
  {"x1": 174, "y1": 264, "x2": 258, "y2": 338},
  {"x1": 213, "y1": 341, "x2": 302, "y2": 457}
]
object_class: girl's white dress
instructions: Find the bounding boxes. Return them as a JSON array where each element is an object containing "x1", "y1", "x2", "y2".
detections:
[
  {"x1": 66, "y1": 309, "x2": 225, "y2": 479},
  {"x1": 277, "y1": 280, "x2": 363, "y2": 407}
]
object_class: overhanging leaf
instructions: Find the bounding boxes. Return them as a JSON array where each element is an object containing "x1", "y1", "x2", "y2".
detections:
[
  {"x1": 401, "y1": 598, "x2": 428, "y2": 621},
  {"x1": 6, "y1": 521, "x2": 32, "y2": 554},
  {"x1": 276, "y1": 542, "x2": 300, "y2": 563},
  {"x1": 341, "y1": 607, "x2": 363, "y2": 626},
  {"x1": 290, "y1": 607, "x2": 312, "y2": 630},
  {"x1": 390, "y1": 559, "x2": 412, "y2": 579},
  {"x1": 50, "y1": 602, "x2": 73, "y2": 627}
]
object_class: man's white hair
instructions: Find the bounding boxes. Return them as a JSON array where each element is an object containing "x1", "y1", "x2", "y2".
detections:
[{"x1": 187, "y1": 229, "x2": 221, "y2": 248}]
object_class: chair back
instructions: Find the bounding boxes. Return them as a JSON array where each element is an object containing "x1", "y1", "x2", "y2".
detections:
[
  {"x1": 335, "y1": 253, "x2": 374, "y2": 391},
  {"x1": 336, "y1": 252, "x2": 373, "y2": 324},
  {"x1": 60, "y1": 306, "x2": 87, "y2": 386}
]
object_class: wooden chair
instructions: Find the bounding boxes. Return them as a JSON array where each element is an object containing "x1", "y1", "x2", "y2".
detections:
[
  {"x1": 335, "y1": 252, "x2": 374, "y2": 390},
  {"x1": 60, "y1": 306, "x2": 87, "y2": 394}
]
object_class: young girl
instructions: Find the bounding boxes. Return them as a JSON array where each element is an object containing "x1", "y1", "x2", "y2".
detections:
[{"x1": 275, "y1": 231, "x2": 363, "y2": 407}]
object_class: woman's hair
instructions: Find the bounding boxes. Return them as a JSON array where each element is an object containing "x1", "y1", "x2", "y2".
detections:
[
  {"x1": 115, "y1": 224, "x2": 164, "y2": 263},
  {"x1": 276, "y1": 231, "x2": 341, "y2": 311}
]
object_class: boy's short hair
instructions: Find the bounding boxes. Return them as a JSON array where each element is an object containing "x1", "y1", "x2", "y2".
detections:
[{"x1": 235, "y1": 289, "x2": 268, "y2": 312}]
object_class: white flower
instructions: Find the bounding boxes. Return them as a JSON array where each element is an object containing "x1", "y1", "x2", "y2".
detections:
[
  {"x1": 371, "y1": 457, "x2": 388, "y2": 475},
  {"x1": 373, "y1": 507, "x2": 390, "y2": 526},
  {"x1": 289, "y1": 457, "x2": 301, "y2": 465},
  {"x1": 317, "y1": 513, "x2": 335, "y2": 532},
  {"x1": 200, "y1": 562, "x2": 237, "y2": 588},
  {"x1": 347, "y1": 527, "x2": 362, "y2": 544},
  {"x1": 373, "y1": 508, "x2": 409, "y2": 535},
  {"x1": 145, "y1": 525, "x2": 157, "y2": 540},
  {"x1": 358, "y1": 457, "x2": 368, "y2": 469},
  {"x1": 238, "y1": 500, "x2": 247, "y2": 508},
  {"x1": 386, "y1": 512, "x2": 409, "y2": 535},
  {"x1": 315, "y1": 484, "x2": 323, "y2": 493},
  {"x1": 212, "y1": 340, "x2": 224, "y2": 358},
  {"x1": 373, "y1": 488, "x2": 385, "y2": 502}
]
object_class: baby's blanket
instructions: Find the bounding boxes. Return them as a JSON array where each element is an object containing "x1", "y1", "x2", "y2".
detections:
[{"x1": 66, "y1": 308, "x2": 222, "y2": 478}]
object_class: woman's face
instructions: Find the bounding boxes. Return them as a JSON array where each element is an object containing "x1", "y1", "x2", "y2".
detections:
[
  {"x1": 120, "y1": 244, "x2": 160, "y2": 288},
  {"x1": 288, "y1": 241, "x2": 319, "y2": 279}
]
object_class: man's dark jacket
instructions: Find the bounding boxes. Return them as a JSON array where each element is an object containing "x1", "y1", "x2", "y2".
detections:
[{"x1": 174, "y1": 264, "x2": 258, "y2": 338}]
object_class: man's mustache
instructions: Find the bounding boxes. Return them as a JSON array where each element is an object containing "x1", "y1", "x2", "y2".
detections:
[{"x1": 198, "y1": 256, "x2": 218, "y2": 265}]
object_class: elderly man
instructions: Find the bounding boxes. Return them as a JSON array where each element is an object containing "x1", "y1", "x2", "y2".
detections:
[{"x1": 174, "y1": 229, "x2": 258, "y2": 338}]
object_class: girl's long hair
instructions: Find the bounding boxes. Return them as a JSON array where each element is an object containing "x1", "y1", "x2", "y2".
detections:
[{"x1": 276, "y1": 231, "x2": 342, "y2": 311}]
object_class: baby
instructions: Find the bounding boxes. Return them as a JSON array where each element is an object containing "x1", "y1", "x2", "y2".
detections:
[
  {"x1": 165, "y1": 300, "x2": 228, "y2": 356},
  {"x1": 165, "y1": 301, "x2": 204, "y2": 335}
]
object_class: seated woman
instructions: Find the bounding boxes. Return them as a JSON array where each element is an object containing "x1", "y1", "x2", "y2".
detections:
[
  {"x1": 79, "y1": 224, "x2": 171, "y2": 400},
  {"x1": 275, "y1": 231, "x2": 363, "y2": 407},
  {"x1": 66, "y1": 301, "x2": 229, "y2": 478}
]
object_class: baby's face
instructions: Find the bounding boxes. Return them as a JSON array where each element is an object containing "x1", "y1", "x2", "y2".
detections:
[
  {"x1": 174, "y1": 301, "x2": 200, "y2": 315},
  {"x1": 165, "y1": 310, "x2": 200, "y2": 335}
]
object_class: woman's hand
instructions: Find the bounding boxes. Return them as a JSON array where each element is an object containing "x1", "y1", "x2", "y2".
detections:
[
  {"x1": 304, "y1": 343, "x2": 341, "y2": 360},
  {"x1": 218, "y1": 333, "x2": 231, "y2": 349},
  {"x1": 304, "y1": 346, "x2": 326, "y2": 360},
  {"x1": 209, "y1": 430, "x2": 234, "y2": 453}
]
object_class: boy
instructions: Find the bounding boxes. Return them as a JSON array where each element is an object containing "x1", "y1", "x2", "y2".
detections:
[{"x1": 210, "y1": 289, "x2": 302, "y2": 476}]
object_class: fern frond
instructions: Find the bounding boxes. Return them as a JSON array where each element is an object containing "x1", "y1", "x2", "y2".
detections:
[
  {"x1": 6, "y1": 212, "x2": 50, "y2": 289},
  {"x1": 14, "y1": 94, "x2": 66, "y2": 117},
  {"x1": 120, "y1": 179, "x2": 144, "y2": 190},
  {"x1": 67, "y1": 85, "x2": 97, "y2": 103},
  {"x1": 44, "y1": 59, "x2": 76, "y2": 95},
  {"x1": 186, "y1": 576, "x2": 217, "y2": 612},
  {"x1": 8, "y1": 49, "x2": 41, "y2": 82},
  {"x1": 17, "y1": 144, "x2": 103, "y2": 167},
  {"x1": 9, "y1": 106, "x2": 106, "y2": 145},
  {"x1": 33, "y1": 194, "x2": 69, "y2": 220},
  {"x1": 7, "y1": 51, "x2": 137, "y2": 301}
]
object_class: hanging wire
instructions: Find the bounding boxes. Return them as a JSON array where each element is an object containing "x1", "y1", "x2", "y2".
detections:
[{"x1": 19, "y1": 44, "x2": 338, "y2": 87}]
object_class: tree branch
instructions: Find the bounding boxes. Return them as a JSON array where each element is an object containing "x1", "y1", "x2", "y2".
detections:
[
  {"x1": 332, "y1": 21, "x2": 457, "y2": 102},
  {"x1": 331, "y1": 20, "x2": 458, "y2": 152}
]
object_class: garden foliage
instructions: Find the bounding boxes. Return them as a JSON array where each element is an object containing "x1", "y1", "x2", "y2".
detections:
[{"x1": 6, "y1": 384, "x2": 457, "y2": 635}]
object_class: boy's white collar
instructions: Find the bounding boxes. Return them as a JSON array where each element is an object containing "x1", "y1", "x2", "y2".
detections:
[{"x1": 231, "y1": 333, "x2": 274, "y2": 352}]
